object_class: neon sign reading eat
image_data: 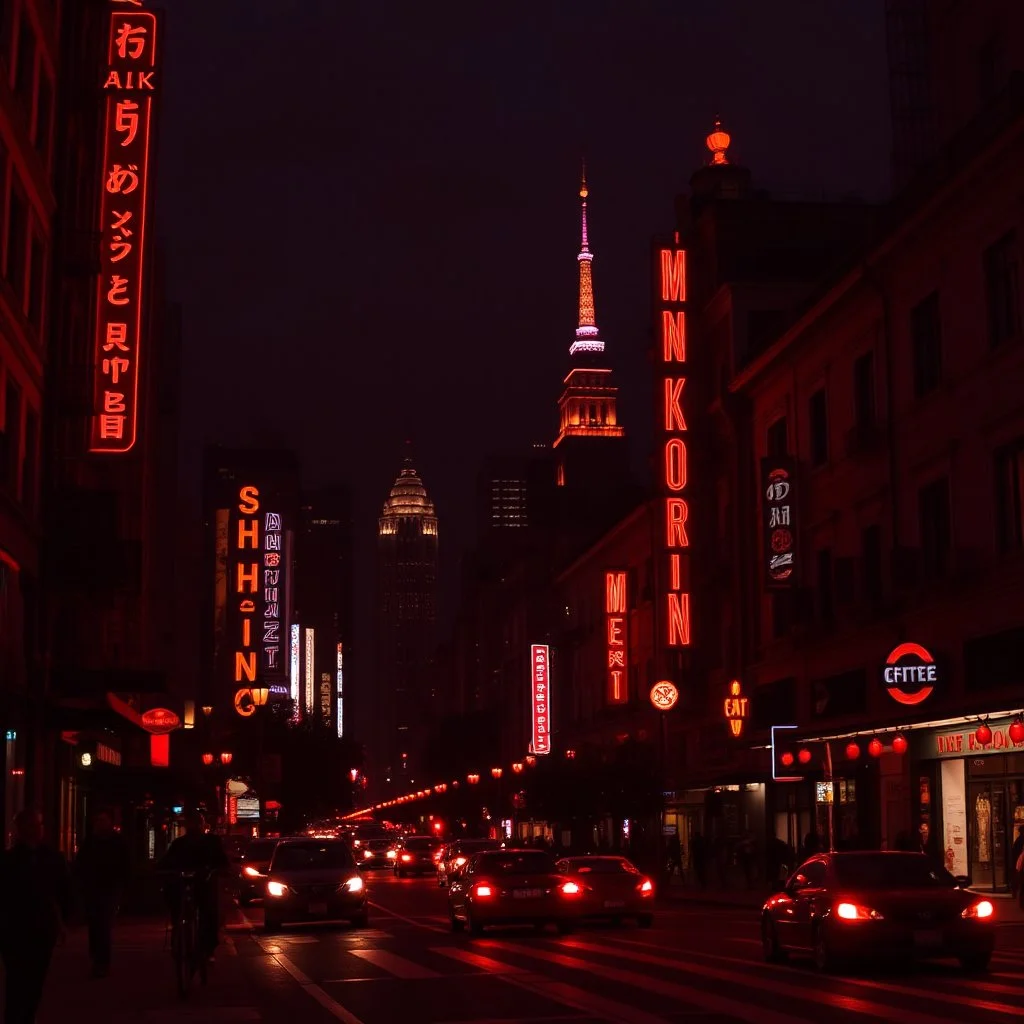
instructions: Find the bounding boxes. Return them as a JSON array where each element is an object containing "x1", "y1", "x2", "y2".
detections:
[
  {"x1": 605, "y1": 571, "x2": 628, "y2": 704},
  {"x1": 657, "y1": 245, "x2": 691, "y2": 649},
  {"x1": 90, "y1": 2, "x2": 159, "y2": 453}
]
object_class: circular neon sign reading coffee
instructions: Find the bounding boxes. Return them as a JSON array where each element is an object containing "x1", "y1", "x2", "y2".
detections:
[{"x1": 883, "y1": 642, "x2": 938, "y2": 706}]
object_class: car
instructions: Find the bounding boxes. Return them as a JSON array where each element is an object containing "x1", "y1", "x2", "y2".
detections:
[
  {"x1": 237, "y1": 837, "x2": 279, "y2": 905},
  {"x1": 556, "y1": 855, "x2": 655, "y2": 926},
  {"x1": 760, "y1": 850, "x2": 997, "y2": 973},
  {"x1": 448, "y1": 848, "x2": 583, "y2": 935},
  {"x1": 437, "y1": 838, "x2": 503, "y2": 887},
  {"x1": 394, "y1": 836, "x2": 444, "y2": 877},
  {"x1": 357, "y1": 838, "x2": 396, "y2": 870},
  {"x1": 263, "y1": 838, "x2": 368, "y2": 932}
]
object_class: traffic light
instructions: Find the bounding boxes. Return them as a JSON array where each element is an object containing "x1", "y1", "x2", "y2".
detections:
[{"x1": 771, "y1": 726, "x2": 829, "y2": 781}]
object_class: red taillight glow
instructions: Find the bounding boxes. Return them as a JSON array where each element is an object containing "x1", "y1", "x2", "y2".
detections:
[
  {"x1": 455, "y1": 856, "x2": 467, "y2": 867},
  {"x1": 243, "y1": 866, "x2": 262, "y2": 878},
  {"x1": 401, "y1": 854, "x2": 412, "y2": 862},
  {"x1": 962, "y1": 900, "x2": 994, "y2": 920},
  {"x1": 474, "y1": 884, "x2": 493, "y2": 898},
  {"x1": 639, "y1": 879, "x2": 653, "y2": 894},
  {"x1": 835, "y1": 902, "x2": 883, "y2": 921},
  {"x1": 561, "y1": 881, "x2": 581, "y2": 895}
]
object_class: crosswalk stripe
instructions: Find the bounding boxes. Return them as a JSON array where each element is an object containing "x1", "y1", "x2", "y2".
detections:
[
  {"x1": 429, "y1": 947, "x2": 525, "y2": 974},
  {"x1": 549, "y1": 938, "x2": 966, "y2": 1024},
  {"x1": 348, "y1": 948, "x2": 440, "y2": 978},
  {"x1": 495, "y1": 970, "x2": 669, "y2": 1024}
]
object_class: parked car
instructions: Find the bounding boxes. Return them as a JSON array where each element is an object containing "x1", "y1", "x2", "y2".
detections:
[
  {"x1": 437, "y1": 838, "x2": 502, "y2": 887},
  {"x1": 760, "y1": 851, "x2": 996, "y2": 972},
  {"x1": 556, "y1": 855, "x2": 655, "y2": 926},
  {"x1": 237, "y1": 838, "x2": 280, "y2": 905},
  {"x1": 263, "y1": 838, "x2": 368, "y2": 932},
  {"x1": 448, "y1": 848, "x2": 582, "y2": 935},
  {"x1": 394, "y1": 836, "x2": 444, "y2": 877}
]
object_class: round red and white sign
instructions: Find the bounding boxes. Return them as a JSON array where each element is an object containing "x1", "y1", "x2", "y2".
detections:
[
  {"x1": 649, "y1": 681, "x2": 679, "y2": 711},
  {"x1": 883, "y1": 642, "x2": 938, "y2": 706}
]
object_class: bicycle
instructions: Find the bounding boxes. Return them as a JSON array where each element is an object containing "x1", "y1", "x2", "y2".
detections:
[{"x1": 166, "y1": 871, "x2": 209, "y2": 997}]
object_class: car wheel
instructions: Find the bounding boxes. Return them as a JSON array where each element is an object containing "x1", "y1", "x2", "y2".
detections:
[
  {"x1": 637, "y1": 914, "x2": 654, "y2": 929},
  {"x1": 263, "y1": 917, "x2": 281, "y2": 934},
  {"x1": 450, "y1": 912, "x2": 465, "y2": 933},
  {"x1": 812, "y1": 924, "x2": 836, "y2": 973},
  {"x1": 556, "y1": 920, "x2": 575, "y2": 935},
  {"x1": 761, "y1": 915, "x2": 786, "y2": 963},
  {"x1": 959, "y1": 952, "x2": 991, "y2": 973},
  {"x1": 350, "y1": 910, "x2": 369, "y2": 929},
  {"x1": 468, "y1": 915, "x2": 484, "y2": 936}
]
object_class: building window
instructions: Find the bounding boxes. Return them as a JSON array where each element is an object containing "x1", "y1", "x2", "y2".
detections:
[
  {"x1": 853, "y1": 351, "x2": 875, "y2": 429},
  {"x1": 5, "y1": 185, "x2": 27, "y2": 303},
  {"x1": 862, "y1": 524, "x2": 883, "y2": 605},
  {"x1": 13, "y1": 10, "x2": 33, "y2": 102},
  {"x1": 995, "y1": 441, "x2": 1024, "y2": 551},
  {"x1": 816, "y1": 548, "x2": 833, "y2": 623},
  {"x1": 20, "y1": 405, "x2": 36, "y2": 511},
  {"x1": 984, "y1": 232, "x2": 1020, "y2": 348},
  {"x1": 766, "y1": 416, "x2": 788, "y2": 457},
  {"x1": 911, "y1": 291, "x2": 942, "y2": 397},
  {"x1": 918, "y1": 477, "x2": 951, "y2": 578},
  {"x1": 2, "y1": 377, "x2": 21, "y2": 493},
  {"x1": 809, "y1": 388, "x2": 828, "y2": 466}
]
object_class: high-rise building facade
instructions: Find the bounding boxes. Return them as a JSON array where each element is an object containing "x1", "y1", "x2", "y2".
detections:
[
  {"x1": 294, "y1": 486, "x2": 353, "y2": 737},
  {"x1": 375, "y1": 456, "x2": 438, "y2": 795},
  {"x1": 553, "y1": 170, "x2": 627, "y2": 492}
]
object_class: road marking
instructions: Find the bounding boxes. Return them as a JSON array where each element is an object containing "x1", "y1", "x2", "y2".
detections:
[
  {"x1": 368, "y1": 901, "x2": 448, "y2": 934},
  {"x1": 261, "y1": 945, "x2": 366, "y2": 1023},
  {"x1": 430, "y1": 946, "x2": 526, "y2": 974},
  {"x1": 348, "y1": 948, "x2": 440, "y2": 979},
  {"x1": 555, "y1": 937, "x2": 991, "y2": 1024},
  {"x1": 496, "y1": 970, "x2": 668, "y2": 1024}
]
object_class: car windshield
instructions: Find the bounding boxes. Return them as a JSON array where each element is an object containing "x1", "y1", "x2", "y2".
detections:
[
  {"x1": 832, "y1": 854, "x2": 957, "y2": 890},
  {"x1": 273, "y1": 843, "x2": 354, "y2": 871},
  {"x1": 368, "y1": 840, "x2": 391, "y2": 850},
  {"x1": 404, "y1": 838, "x2": 436, "y2": 851},
  {"x1": 569, "y1": 858, "x2": 636, "y2": 874},
  {"x1": 245, "y1": 840, "x2": 278, "y2": 860},
  {"x1": 477, "y1": 852, "x2": 556, "y2": 875}
]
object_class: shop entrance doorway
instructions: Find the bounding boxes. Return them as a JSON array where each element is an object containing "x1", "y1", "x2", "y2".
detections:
[{"x1": 967, "y1": 776, "x2": 1023, "y2": 891}]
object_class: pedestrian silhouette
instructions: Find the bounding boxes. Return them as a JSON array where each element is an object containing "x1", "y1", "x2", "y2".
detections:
[
  {"x1": 74, "y1": 809, "x2": 130, "y2": 977},
  {"x1": 0, "y1": 808, "x2": 72, "y2": 1023}
]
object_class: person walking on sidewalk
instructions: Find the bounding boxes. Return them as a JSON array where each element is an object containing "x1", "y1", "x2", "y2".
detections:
[
  {"x1": 0, "y1": 808, "x2": 72, "y2": 1023},
  {"x1": 74, "y1": 808, "x2": 131, "y2": 978}
]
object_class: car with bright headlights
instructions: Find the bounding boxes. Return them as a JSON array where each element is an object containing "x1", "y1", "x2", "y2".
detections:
[
  {"x1": 356, "y1": 838, "x2": 395, "y2": 870},
  {"x1": 393, "y1": 836, "x2": 444, "y2": 877},
  {"x1": 237, "y1": 837, "x2": 279, "y2": 905},
  {"x1": 761, "y1": 851, "x2": 996, "y2": 972},
  {"x1": 437, "y1": 838, "x2": 502, "y2": 887},
  {"x1": 556, "y1": 855, "x2": 655, "y2": 926},
  {"x1": 448, "y1": 849, "x2": 582, "y2": 935},
  {"x1": 263, "y1": 838, "x2": 367, "y2": 932}
]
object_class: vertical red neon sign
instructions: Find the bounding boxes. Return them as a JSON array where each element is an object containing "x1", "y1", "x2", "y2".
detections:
[
  {"x1": 658, "y1": 246, "x2": 691, "y2": 650},
  {"x1": 531, "y1": 644, "x2": 551, "y2": 755},
  {"x1": 90, "y1": 3, "x2": 158, "y2": 453},
  {"x1": 605, "y1": 571, "x2": 628, "y2": 704}
]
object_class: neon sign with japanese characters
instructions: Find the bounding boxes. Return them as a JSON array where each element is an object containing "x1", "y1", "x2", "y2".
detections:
[
  {"x1": 91, "y1": 2, "x2": 159, "y2": 453},
  {"x1": 232, "y1": 486, "x2": 260, "y2": 702},
  {"x1": 605, "y1": 571, "x2": 628, "y2": 704},
  {"x1": 656, "y1": 244, "x2": 691, "y2": 650},
  {"x1": 261, "y1": 512, "x2": 284, "y2": 684},
  {"x1": 531, "y1": 644, "x2": 551, "y2": 755}
]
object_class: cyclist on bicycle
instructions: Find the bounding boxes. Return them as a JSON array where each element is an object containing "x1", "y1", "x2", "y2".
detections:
[{"x1": 158, "y1": 811, "x2": 228, "y2": 959}]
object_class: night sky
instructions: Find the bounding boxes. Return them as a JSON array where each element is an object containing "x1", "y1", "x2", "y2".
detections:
[{"x1": 157, "y1": 0, "x2": 890, "y2": 636}]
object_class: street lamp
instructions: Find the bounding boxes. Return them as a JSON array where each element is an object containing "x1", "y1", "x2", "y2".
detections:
[
  {"x1": 220, "y1": 752, "x2": 233, "y2": 765},
  {"x1": 201, "y1": 752, "x2": 214, "y2": 766},
  {"x1": 565, "y1": 749, "x2": 576, "y2": 759},
  {"x1": 467, "y1": 773, "x2": 480, "y2": 785},
  {"x1": 251, "y1": 687, "x2": 270, "y2": 707},
  {"x1": 201, "y1": 705, "x2": 213, "y2": 717},
  {"x1": 525, "y1": 755, "x2": 537, "y2": 767},
  {"x1": 491, "y1": 767, "x2": 503, "y2": 779},
  {"x1": 511, "y1": 762, "x2": 524, "y2": 774}
]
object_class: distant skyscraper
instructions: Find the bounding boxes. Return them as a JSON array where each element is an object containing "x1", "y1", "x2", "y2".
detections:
[
  {"x1": 476, "y1": 445, "x2": 554, "y2": 536},
  {"x1": 375, "y1": 454, "x2": 439, "y2": 794},
  {"x1": 554, "y1": 168, "x2": 627, "y2": 489}
]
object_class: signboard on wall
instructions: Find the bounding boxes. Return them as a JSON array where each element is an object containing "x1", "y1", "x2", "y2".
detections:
[
  {"x1": 605, "y1": 571, "x2": 628, "y2": 704},
  {"x1": 761, "y1": 457, "x2": 797, "y2": 587},
  {"x1": 530, "y1": 644, "x2": 551, "y2": 755}
]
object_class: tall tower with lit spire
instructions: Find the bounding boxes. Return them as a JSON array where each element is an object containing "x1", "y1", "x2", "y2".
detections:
[{"x1": 554, "y1": 167, "x2": 626, "y2": 488}]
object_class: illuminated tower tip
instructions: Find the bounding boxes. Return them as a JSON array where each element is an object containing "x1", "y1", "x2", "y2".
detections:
[
  {"x1": 570, "y1": 163, "x2": 602, "y2": 356},
  {"x1": 706, "y1": 117, "x2": 731, "y2": 166}
]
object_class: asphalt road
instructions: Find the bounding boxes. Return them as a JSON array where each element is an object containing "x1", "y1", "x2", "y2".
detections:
[
  {"x1": 237, "y1": 870, "x2": 1024, "y2": 1024},
  {"x1": 39, "y1": 872, "x2": 1024, "y2": 1023}
]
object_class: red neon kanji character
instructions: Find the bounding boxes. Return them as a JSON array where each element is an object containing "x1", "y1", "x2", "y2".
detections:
[
  {"x1": 105, "y1": 164, "x2": 139, "y2": 195},
  {"x1": 110, "y1": 210, "x2": 133, "y2": 236},
  {"x1": 114, "y1": 23, "x2": 148, "y2": 60},
  {"x1": 102, "y1": 357, "x2": 130, "y2": 384},
  {"x1": 107, "y1": 276, "x2": 130, "y2": 305},
  {"x1": 114, "y1": 100, "x2": 139, "y2": 147},
  {"x1": 102, "y1": 391, "x2": 127, "y2": 414},
  {"x1": 103, "y1": 323, "x2": 129, "y2": 352},
  {"x1": 98, "y1": 415, "x2": 126, "y2": 440}
]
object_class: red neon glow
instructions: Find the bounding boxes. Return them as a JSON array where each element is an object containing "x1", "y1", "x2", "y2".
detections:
[
  {"x1": 90, "y1": 9, "x2": 158, "y2": 453},
  {"x1": 234, "y1": 485, "x2": 261, "y2": 700},
  {"x1": 883, "y1": 641, "x2": 936, "y2": 706},
  {"x1": 530, "y1": 644, "x2": 551, "y2": 755},
  {"x1": 605, "y1": 570, "x2": 628, "y2": 705},
  {"x1": 658, "y1": 246, "x2": 691, "y2": 652},
  {"x1": 149, "y1": 732, "x2": 169, "y2": 768}
]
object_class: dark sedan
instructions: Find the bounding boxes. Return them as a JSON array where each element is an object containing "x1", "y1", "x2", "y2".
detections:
[
  {"x1": 556, "y1": 855, "x2": 655, "y2": 926},
  {"x1": 357, "y1": 838, "x2": 395, "y2": 870},
  {"x1": 448, "y1": 849, "x2": 582, "y2": 935},
  {"x1": 237, "y1": 838, "x2": 279, "y2": 905},
  {"x1": 761, "y1": 851, "x2": 996, "y2": 972},
  {"x1": 394, "y1": 836, "x2": 443, "y2": 877},
  {"x1": 263, "y1": 838, "x2": 368, "y2": 932}
]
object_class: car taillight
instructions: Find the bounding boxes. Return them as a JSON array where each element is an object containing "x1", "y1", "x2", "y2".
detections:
[
  {"x1": 561, "y1": 881, "x2": 581, "y2": 895},
  {"x1": 341, "y1": 876, "x2": 364, "y2": 893},
  {"x1": 834, "y1": 901, "x2": 884, "y2": 921},
  {"x1": 243, "y1": 866, "x2": 263, "y2": 878},
  {"x1": 387, "y1": 850, "x2": 397, "y2": 859},
  {"x1": 455, "y1": 856, "x2": 467, "y2": 867},
  {"x1": 401, "y1": 854, "x2": 412, "y2": 862},
  {"x1": 363, "y1": 850, "x2": 372, "y2": 859},
  {"x1": 962, "y1": 900, "x2": 994, "y2": 920},
  {"x1": 474, "y1": 884, "x2": 494, "y2": 898},
  {"x1": 638, "y1": 879, "x2": 654, "y2": 895}
]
